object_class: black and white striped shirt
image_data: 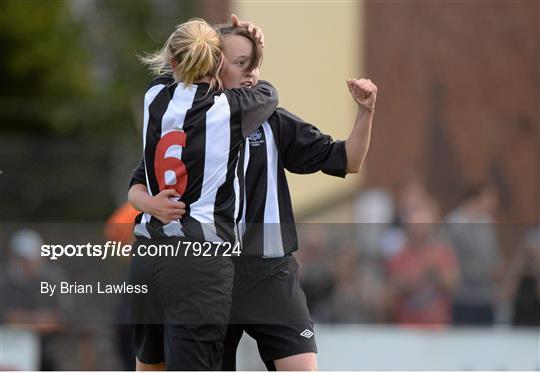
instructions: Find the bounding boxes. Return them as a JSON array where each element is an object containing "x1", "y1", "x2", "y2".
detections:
[
  {"x1": 133, "y1": 74, "x2": 278, "y2": 243},
  {"x1": 132, "y1": 105, "x2": 347, "y2": 257},
  {"x1": 237, "y1": 108, "x2": 347, "y2": 257}
]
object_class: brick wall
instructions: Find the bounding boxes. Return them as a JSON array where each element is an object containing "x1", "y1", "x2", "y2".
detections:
[{"x1": 365, "y1": 0, "x2": 539, "y2": 223}]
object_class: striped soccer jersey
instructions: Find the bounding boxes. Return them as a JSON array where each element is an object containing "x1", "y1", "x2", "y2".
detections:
[
  {"x1": 132, "y1": 106, "x2": 348, "y2": 257},
  {"x1": 237, "y1": 108, "x2": 347, "y2": 257},
  {"x1": 133, "y1": 74, "x2": 277, "y2": 243}
]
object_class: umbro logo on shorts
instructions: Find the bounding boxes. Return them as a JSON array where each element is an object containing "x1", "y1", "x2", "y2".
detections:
[{"x1": 299, "y1": 329, "x2": 314, "y2": 339}]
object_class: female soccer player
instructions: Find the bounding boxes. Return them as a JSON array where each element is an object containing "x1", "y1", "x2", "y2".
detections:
[
  {"x1": 129, "y1": 18, "x2": 278, "y2": 370},
  {"x1": 130, "y1": 19, "x2": 377, "y2": 371}
]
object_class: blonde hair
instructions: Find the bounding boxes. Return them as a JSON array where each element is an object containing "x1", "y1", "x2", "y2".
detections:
[{"x1": 140, "y1": 18, "x2": 223, "y2": 91}]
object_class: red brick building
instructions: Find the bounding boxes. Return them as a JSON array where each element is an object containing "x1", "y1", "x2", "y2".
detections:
[{"x1": 364, "y1": 0, "x2": 538, "y2": 223}]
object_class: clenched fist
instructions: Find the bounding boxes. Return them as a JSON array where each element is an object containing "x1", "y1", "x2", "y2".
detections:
[{"x1": 347, "y1": 78, "x2": 377, "y2": 113}]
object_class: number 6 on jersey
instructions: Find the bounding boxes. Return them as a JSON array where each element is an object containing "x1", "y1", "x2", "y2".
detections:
[{"x1": 154, "y1": 131, "x2": 188, "y2": 195}]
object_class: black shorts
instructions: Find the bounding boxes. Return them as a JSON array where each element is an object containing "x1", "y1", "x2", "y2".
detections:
[
  {"x1": 129, "y1": 237, "x2": 234, "y2": 370},
  {"x1": 222, "y1": 254, "x2": 317, "y2": 370}
]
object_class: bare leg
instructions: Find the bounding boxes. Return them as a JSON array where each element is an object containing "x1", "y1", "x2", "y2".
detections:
[
  {"x1": 274, "y1": 352, "x2": 318, "y2": 371},
  {"x1": 136, "y1": 358, "x2": 166, "y2": 371}
]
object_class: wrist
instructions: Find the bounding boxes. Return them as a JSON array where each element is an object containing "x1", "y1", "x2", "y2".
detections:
[
  {"x1": 137, "y1": 193, "x2": 156, "y2": 214},
  {"x1": 357, "y1": 104, "x2": 375, "y2": 115}
]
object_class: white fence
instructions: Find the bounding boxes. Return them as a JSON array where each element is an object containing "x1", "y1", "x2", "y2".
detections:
[
  {"x1": 237, "y1": 325, "x2": 540, "y2": 371},
  {"x1": 0, "y1": 326, "x2": 40, "y2": 370}
]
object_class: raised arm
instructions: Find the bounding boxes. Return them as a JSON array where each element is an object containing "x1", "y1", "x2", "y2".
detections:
[
  {"x1": 344, "y1": 78, "x2": 377, "y2": 173},
  {"x1": 276, "y1": 78, "x2": 377, "y2": 177}
]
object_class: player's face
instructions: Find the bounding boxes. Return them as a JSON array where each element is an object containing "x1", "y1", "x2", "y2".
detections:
[{"x1": 220, "y1": 34, "x2": 259, "y2": 89}]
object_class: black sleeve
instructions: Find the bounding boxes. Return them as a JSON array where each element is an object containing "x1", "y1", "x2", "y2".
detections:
[
  {"x1": 129, "y1": 158, "x2": 147, "y2": 189},
  {"x1": 275, "y1": 108, "x2": 348, "y2": 178},
  {"x1": 225, "y1": 80, "x2": 278, "y2": 139}
]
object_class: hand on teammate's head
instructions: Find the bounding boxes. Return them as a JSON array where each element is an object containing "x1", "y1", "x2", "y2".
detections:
[{"x1": 231, "y1": 14, "x2": 264, "y2": 48}]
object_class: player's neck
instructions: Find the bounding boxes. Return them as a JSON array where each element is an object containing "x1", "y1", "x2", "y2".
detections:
[{"x1": 194, "y1": 76, "x2": 211, "y2": 84}]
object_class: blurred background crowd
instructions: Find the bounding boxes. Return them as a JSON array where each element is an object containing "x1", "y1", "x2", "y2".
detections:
[
  {"x1": 0, "y1": 0, "x2": 538, "y2": 370},
  {"x1": 296, "y1": 179, "x2": 540, "y2": 328},
  {"x1": 1, "y1": 185, "x2": 539, "y2": 369}
]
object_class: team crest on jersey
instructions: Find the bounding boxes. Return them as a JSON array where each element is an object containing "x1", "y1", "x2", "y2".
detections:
[{"x1": 248, "y1": 128, "x2": 265, "y2": 147}]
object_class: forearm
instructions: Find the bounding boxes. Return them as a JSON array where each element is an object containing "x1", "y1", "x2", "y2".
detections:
[
  {"x1": 128, "y1": 184, "x2": 153, "y2": 213},
  {"x1": 344, "y1": 107, "x2": 374, "y2": 173}
]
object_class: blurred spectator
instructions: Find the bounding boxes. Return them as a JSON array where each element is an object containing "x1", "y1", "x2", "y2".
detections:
[
  {"x1": 104, "y1": 202, "x2": 139, "y2": 370},
  {"x1": 103, "y1": 201, "x2": 140, "y2": 245},
  {"x1": 0, "y1": 229, "x2": 71, "y2": 370},
  {"x1": 445, "y1": 183, "x2": 502, "y2": 325},
  {"x1": 380, "y1": 174, "x2": 432, "y2": 259},
  {"x1": 502, "y1": 226, "x2": 540, "y2": 326},
  {"x1": 354, "y1": 189, "x2": 394, "y2": 257},
  {"x1": 393, "y1": 174, "x2": 432, "y2": 228},
  {"x1": 385, "y1": 199, "x2": 459, "y2": 327},
  {"x1": 296, "y1": 225, "x2": 335, "y2": 321},
  {"x1": 327, "y1": 242, "x2": 386, "y2": 323}
]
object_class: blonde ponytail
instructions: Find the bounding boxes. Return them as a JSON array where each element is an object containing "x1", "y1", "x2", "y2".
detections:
[{"x1": 139, "y1": 18, "x2": 223, "y2": 91}]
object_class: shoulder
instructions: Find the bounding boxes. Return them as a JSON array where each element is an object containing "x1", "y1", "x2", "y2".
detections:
[
  {"x1": 271, "y1": 107, "x2": 306, "y2": 128},
  {"x1": 274, "y1": 107, "x2": 302, "y2": 121},
  {"x1": 146, "y1": 73, "x2": 175, "y2": 91}
]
